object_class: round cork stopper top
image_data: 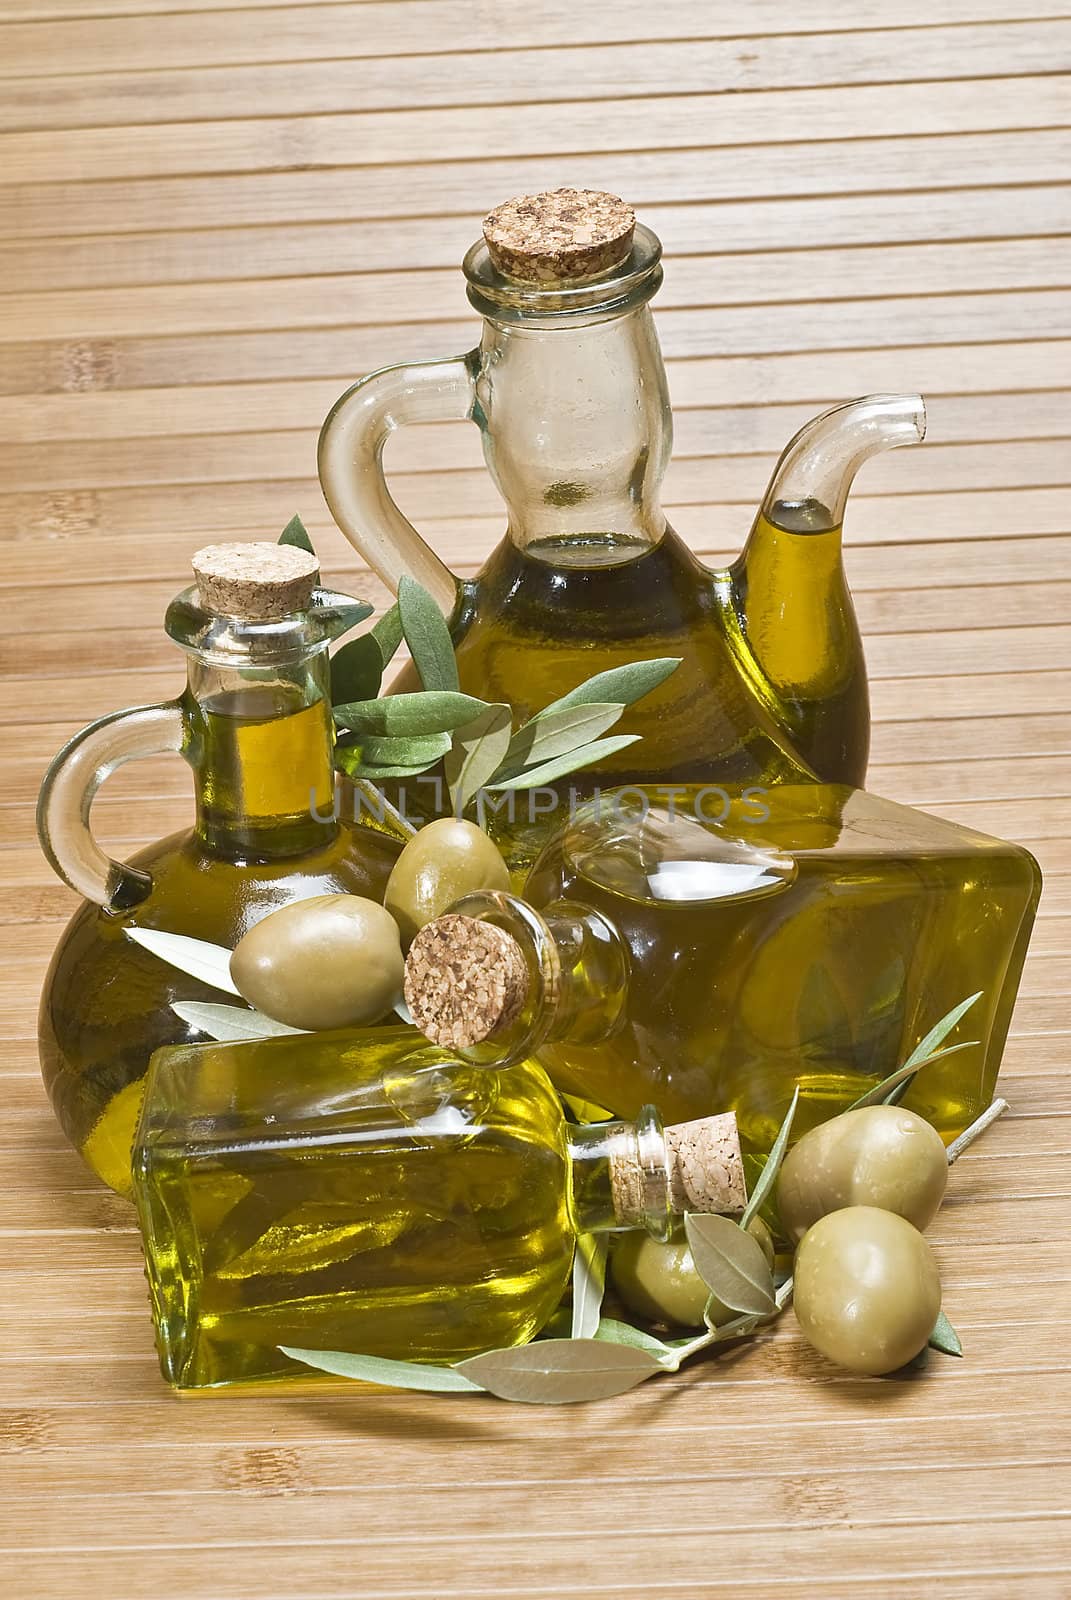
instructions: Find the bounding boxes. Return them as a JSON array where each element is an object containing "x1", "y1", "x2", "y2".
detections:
[
  {"x1": 482, "y1": 189, "x2": 636, "y2": 284},
  {"x1": 404, "y1": 914, "x2": 530, "y2": 1050},
  {"x1": 665, "y1": 1113, "x2": 747, "y2": 1215},
  {"x1": 192, "y1": 541, "x2": 320, "y2": 621}
]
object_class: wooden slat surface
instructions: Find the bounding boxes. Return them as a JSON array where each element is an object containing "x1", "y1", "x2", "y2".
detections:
[{"x1": 0, "y1": 3, "x2": 1069, "y2": 1595}]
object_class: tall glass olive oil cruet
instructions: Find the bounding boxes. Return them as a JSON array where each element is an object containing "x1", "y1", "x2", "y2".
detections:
[
  {"x1": 36, "y1": 543, "x2": 402, "y2": 1196},
  {"x1": 319, "y1": 188, "x2": 926, "y2": 790}
]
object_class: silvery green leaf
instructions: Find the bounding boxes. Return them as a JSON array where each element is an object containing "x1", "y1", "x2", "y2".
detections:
[
  {"x1": 534, "y1": 658, "x2": 681, "y2": 718},
  {"x1": 445, "y1": 703, "x2": 513, "y2": 813},
  {"x1": 853, "y1": 1039, "x2": 978, "y2": 1112},
  {"x1": 172, "y1": 1001, "x2": 305, "y2": 1041},
  {"x1": 741, "y1": 1086, "x2": 799, "y2": 1230},
  {"x1": 331, "y1": 634, "x2": 385, "y2": 705},
  {"x1": 486, "y1": 734, "x2": 640, "y2": 791},
  {"x1": 334, "y1": 692, "x2": 488, "y2": 736},
  {"x1": 500, "y1": 703, "x2": 625, "y2": 777},
  {"x1": 373, "y1": 601, "x2": 403, "y2": 659},
  {"x1": 398, "y1": 575, "x2": 459, "y2": 693},
  {"x1": 336, "y1": 745, "x2": 441, "y2": 781},
  {"x1": 570, "y1": 1234, "x2": 607, "y2": 1340},
  {"x1": 594, "y1": 1318, "x2": 677, "y2": 1363},
  {"x1": 928, "y1": 1310, "x2": 964, "y2": 1358},
  {"x1": 685, "y1": 1212, "x2": 776, "y2": 1317},
  {"x1": 331, "y1": 604, "x2": 404, "y2": 705},
  {"x1": 457, "y1": 1338, "x2": 662, "y2": 1404},
  {"x1": 280, "y1": 1346, "x2": 485, "y2": 1393},
  {"x1": 278, "y1": 513, "x2": 315, "y2": 554},
  {"x1": 849, "y1": 993, "x2": 982, "y2": 1111},
  {"x1": 354, "y1": 731, "x2": 453, "y2": 766},
  {"x1": 124, "y1": 928, "x2": 240, "y2": 995}
]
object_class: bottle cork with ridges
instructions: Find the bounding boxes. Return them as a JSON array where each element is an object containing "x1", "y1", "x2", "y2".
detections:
[
  {"x1": 193, "y1": 541, "x2": 320, "y2": 621},
  {"x1": 483, "y1": 188, "x2": 636, "y2": 284}
]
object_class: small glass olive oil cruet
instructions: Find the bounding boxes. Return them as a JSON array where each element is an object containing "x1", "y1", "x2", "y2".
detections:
[
  {"x1": 37, "y1": 543, "x2": 402, "y2": 1196},
  {"x1": 132, "y1": 1024, "x2": 744, "y2": 1387},
  {"x1": 320, "y1": 187, "x2": 926, "y2": 790}
]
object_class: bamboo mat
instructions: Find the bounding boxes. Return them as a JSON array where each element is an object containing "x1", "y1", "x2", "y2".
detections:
[{"x1": 2, "y1": 3, "x2": 1070, "y2": 1594}]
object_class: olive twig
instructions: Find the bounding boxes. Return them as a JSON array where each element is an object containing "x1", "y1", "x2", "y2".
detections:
[{"x1": 945, "y1": 1097, "x2": 1009, "y2": 1165}]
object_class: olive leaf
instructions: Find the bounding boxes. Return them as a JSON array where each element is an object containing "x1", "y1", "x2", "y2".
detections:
[
  {"x1": 171, "y1": 1001, "x2": 304, "y2": 1041},
  {"x1": 334, "y1": 692, "x2": 489, "y2": 737},
  {"x1": 331, "y1": 635, "x2": 386, "y2": 706},
  {"x1": 928, "y1": 1310, "x2": 963, "y2": 1358},
  {"x1": 685, "y1": 1212, "x2": 777, "y2": 1317},
  {"x1": 498, "y1": 703, "x2": 626, "y2": 778},
  {"x1": 348, "y1": 731, "x2": 454, "y2": 768},
  {"x1": 124, "y1": 928, "x2": 240, "y2": 995},
  {"x1": 740, "y1": 1085, "x2": 799, "y2": 1231},
  {"x1": 336, "y1": 745, "x2": 442, "y2": 781},
  {"x1": 533, "y1": 657, "x2": 681, "y2": 718},
  {"x1": 456, "y1": 1339, "x2": 662, "y2": 1404},
  {"x1": 445, "y1": 703, "x2": 513, "y2": 813},
  {"x1": 278, "y1": 513, "x2": 315, "y2": 555},
  {"x1": 280, "y1": 1346, "x2": 485, "y2": 1393},
  {"x1": 593, "y1": 1318, "x2": 679, "y2": 1364},
  {"x1": 486, "y1": 734, "x2": 640, "y2": 792},
  {"x1": 570, "y1": 1234, "x2": 608, "y2": 1341},
  {"x1": 398, "y1": 575, "x2": 459, "y2": 693},
  {"x1": 849, "y1": 992, "x2": 982, "y2": 1111},
  {"x1": 330, "y1": 604, "x2": 403, "y2": 706}
]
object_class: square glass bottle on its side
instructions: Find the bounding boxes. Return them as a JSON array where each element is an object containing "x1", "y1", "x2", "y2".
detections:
[{"x1": 518, "y1": 785, "x2": 1042, "y2": 1152}]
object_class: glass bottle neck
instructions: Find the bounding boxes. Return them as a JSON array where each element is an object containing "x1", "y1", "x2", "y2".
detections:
[
  {"x1": 474, "y1": 305, "x2": 671, "y2": 562},
  {"x1": 432, "y1": 891, "x2": 628, "y2": 1069},
  {"x1": 185, "y1": 650, "x2": 338, "y2": 859},
  {"x1": 567, "y1": 1108, "x2": 672, "y2": 1238}
]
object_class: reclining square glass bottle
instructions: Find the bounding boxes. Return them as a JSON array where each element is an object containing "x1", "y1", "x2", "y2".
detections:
[
  {"x1": 132, "y1": 1025, "x2": 743, "y2": 1388},
  {"x1": 404, "y1": 787, "x2": 1040, "y2": 1153}
]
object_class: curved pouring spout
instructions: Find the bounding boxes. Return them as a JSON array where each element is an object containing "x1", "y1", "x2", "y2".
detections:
[{"x1": 726, "y1": 393, "x2": 927, "y2": 788}]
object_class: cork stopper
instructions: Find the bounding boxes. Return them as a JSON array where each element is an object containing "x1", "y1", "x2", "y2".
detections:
[
  {"x1": 192, "y1": 541, "x2": 319, "y2": 621},
  {"x1": 404, "y1": 914, "x2": 531, "y2": 1049},
  {"x1": 610, "y1": 1111, "x2": 746, "y2": 1227},
  {"x1": 483, "y1": 189, "x2": 636, "y2": 284}
]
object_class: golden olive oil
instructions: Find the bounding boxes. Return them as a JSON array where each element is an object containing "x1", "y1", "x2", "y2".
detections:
[
  {"x1": 134, "y1": 1031, "x2": 573, "y2": 1386},
  {"x1": 39, "y1": 687, "x2": 401, "y2": 1196},
  {"x1": 726, "y1": 503, "x2": 869, "y2": 787},
  {"x1": 448, "y1": 526, "x2": 816, "y2": 789},
  {"x1": 521, "y1": 786, "x2": 1040, "y2": 1153}
]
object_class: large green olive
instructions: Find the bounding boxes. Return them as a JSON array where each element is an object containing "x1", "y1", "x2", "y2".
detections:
[
  {"x1": 230, "y1": 894, "x2": 404, "y2": 1031},
  {"x1": 384, "y1": 818, "x2": 511, "y2": 946},
  {"x1": 612, "y1": 1217, "x2": 775, "y2": 1330},
  {"x1": 777, "y1": 1104, "x2": 948, "y2": 1243},
  {"x1": 793, "y1": 1206, "x2": 941, "y2": 1375}
]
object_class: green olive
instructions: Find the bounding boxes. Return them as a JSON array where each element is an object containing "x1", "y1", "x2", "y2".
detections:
[
  {"x1": 230, "y1": 894, "x2": 404, "y2": 1032},
  {"x1": 793, "y1": 1205, "x2": 941, "y2": 1375},
  {"x1": 612, "y1": 1216, "x2": 775, "y2": 1330},
  {"x1": 384, "y1": 818, "x2": 511, "y2": 946},
  {"x1": 777, "y1": 1104, "x2": 948, "y2": 1243}
]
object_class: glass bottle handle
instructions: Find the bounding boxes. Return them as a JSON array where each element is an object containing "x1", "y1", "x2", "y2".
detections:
[
  {"x1": 37, "y1": 701, "x2": 187, "y2": 911},
  {"x1": 318, "y1": 352, "x2": 478, "y2": 617}
]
